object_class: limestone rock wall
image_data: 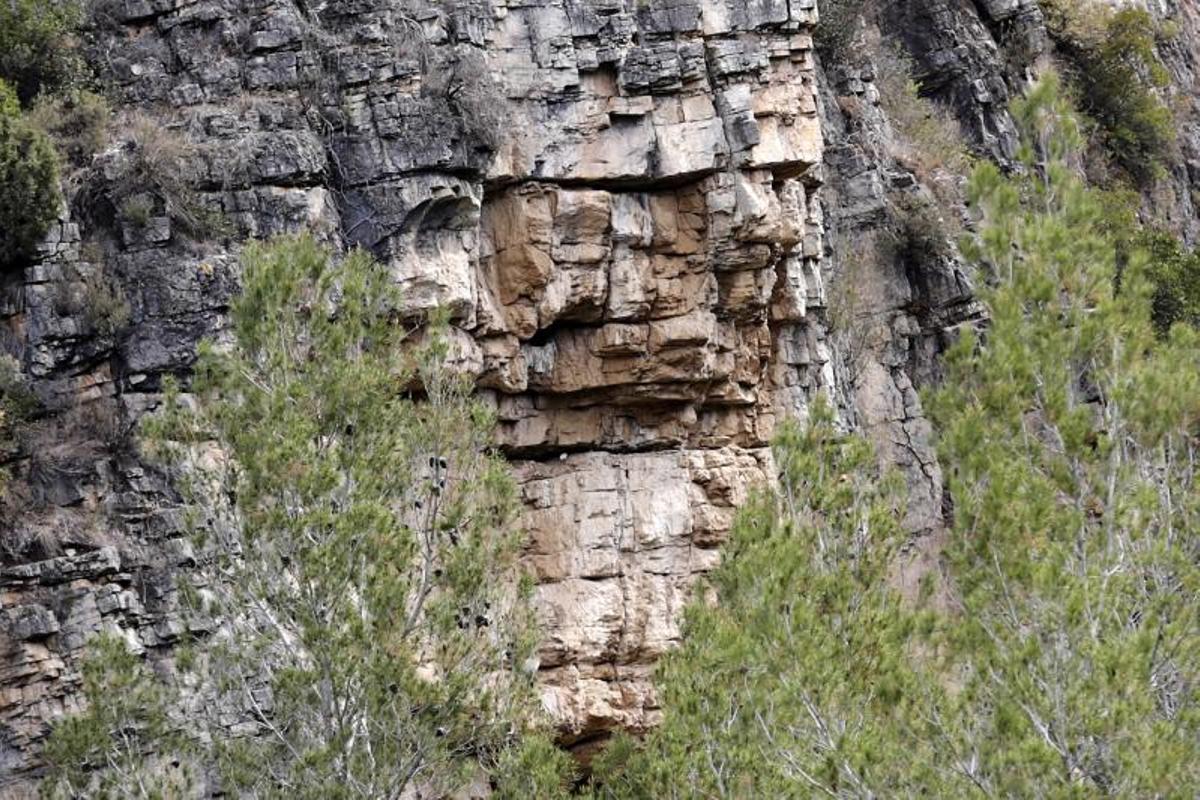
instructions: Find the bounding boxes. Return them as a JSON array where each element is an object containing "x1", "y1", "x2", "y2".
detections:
[
  {"x1": 4, "y1": 0, "x2": 1200, "y2": 791},
  {"x1": 1, "y1": 0, "x2": 830, "y2": 784}
]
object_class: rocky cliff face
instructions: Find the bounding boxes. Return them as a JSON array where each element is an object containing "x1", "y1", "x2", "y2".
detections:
[{"x1": 2, "y1": 0, "x2": 1197, "y2": 791}]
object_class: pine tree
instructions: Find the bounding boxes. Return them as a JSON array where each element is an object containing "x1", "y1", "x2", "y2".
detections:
[
  {"x1": 590, "y1": 399, "x2": 937, "y2": 798},
  {"x1": 41, "y1": 635, "x2": 193, "y2": 800},
  {"x1": 924, "y1": 73, "x2": 1200, "y2": 796},
  {"x1": 144, "y1": 235, "x2": 566, "y2": 798},
  {"x1": 591, "y1": 74, "x2": 1200, "y2": 799}
]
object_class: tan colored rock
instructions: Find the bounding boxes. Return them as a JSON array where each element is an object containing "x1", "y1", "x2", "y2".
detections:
[
  {"x1": 0, "y1": 0, "x2": 831, "y2": 778},
  {"x1": 484, "y1": 187, "x2": 554, "y2": 307},
  {"x1": 516, "y1": 447, "x2": 772, "y2": 736},
  {"x1": 473, "y1": 14, "x2": 827, "y2": 742}
]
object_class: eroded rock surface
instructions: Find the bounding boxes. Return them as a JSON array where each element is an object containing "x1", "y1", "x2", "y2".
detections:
[
  {"x1": 1, "y1": 0, "x2": 829, "y2": 784},
  {"x1": 5, "y1": 0, "x2": 1200, "y2": 791}
]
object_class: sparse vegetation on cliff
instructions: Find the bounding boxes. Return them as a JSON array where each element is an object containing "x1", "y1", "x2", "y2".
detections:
[
  {"x1": 814, "y1": 0, "x2": 867, "y2": 62},
  {"x1": 872, "y1": 41, "x2": 970, "y2": 263},
  {"x1": 0, "y1": 81, "x2": 60, "y2": 268},
  {"x1": 874, "y1": 45, "x2": 972, "y2": 182},
  {"x1": 1042, "y1": 2, "x2": 1175, "y2": 184},
  {"x1": 104, "y1": 115, "x2": 224, "y2": 240}
]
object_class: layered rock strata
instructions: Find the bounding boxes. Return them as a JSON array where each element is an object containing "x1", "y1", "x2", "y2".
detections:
[
  {"x1": 2, "y1": 0, "x2": 828, "y2": 784},
  {"x1": 6, "y1": 0, "x2": 1198, "y2": 791}
]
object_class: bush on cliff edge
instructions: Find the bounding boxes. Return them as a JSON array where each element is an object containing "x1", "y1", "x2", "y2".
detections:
[{"x1": 0, "y1": 81, "x2": 60, "y2": 268}]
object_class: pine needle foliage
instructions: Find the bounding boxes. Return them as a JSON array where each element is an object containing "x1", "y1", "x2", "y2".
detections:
[
  {"x1": 926, "y1": 73, "x2": 1200, "y2": 796},
  {"x1": 591, "y1": 74, "x2": 1200, "y2": 799},
  {"x1": 41, "y1": 635, "x2": 193, "y2": 800},
  {"x1": 590, "y1": 399, "x2": 933, "y2": 798},
  {"x1": 146, "y1": 235, "x2": 565, "y2": 799}
]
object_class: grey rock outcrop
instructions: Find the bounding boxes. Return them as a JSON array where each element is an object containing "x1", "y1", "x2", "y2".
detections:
[
  {"x1": 2, "y1": 0, "x2": 1200, "y2": 792},
  {"x1": 2, "y1": 0, "x2": 828, "y2": 786}
]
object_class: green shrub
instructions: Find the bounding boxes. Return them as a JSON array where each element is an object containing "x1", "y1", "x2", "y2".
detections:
[
  {"x1": 0, "y1": 354, "x2": 35, "y2": 490},
  {"x1": 0, "y1": 356, "x2": 36, "y2": 422},
  {"x1": 0, "y1": 81, "x2": 60, "y2": 268},
  {"x1": 1135, "y1": 230, "x2": 1200, "y2": 334},
  {"x1": 117, "y1": 194, "x2": 154, "y2": 229},
  {"x1": 888, "y1": 189, "x2": 958, "y2": 264},
  {"x1": 27, "y1": 90, "x2": 110, "y2": 168},
  {"x1": 81, "y1": 266, "x2": 130, "y2": 337},
  {"x1": 1043, "y1": 2, "x2": 1174, "y2": 184},
  {"x1": 1090, "y1": 186, "x2": 1200, "y2": 337},
  {"x1": 814, "y1": 0, "x2": 867, "y2": 62},
  {"x1": 0, "y1": 0, "x2": 85, "y2": 107},
  {"x1": 492, "y1": 735, "x2": 577, "y2": 800},
  {"x1": 1082, "y1": 9, "x2": 1174, "y2": 184}
]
